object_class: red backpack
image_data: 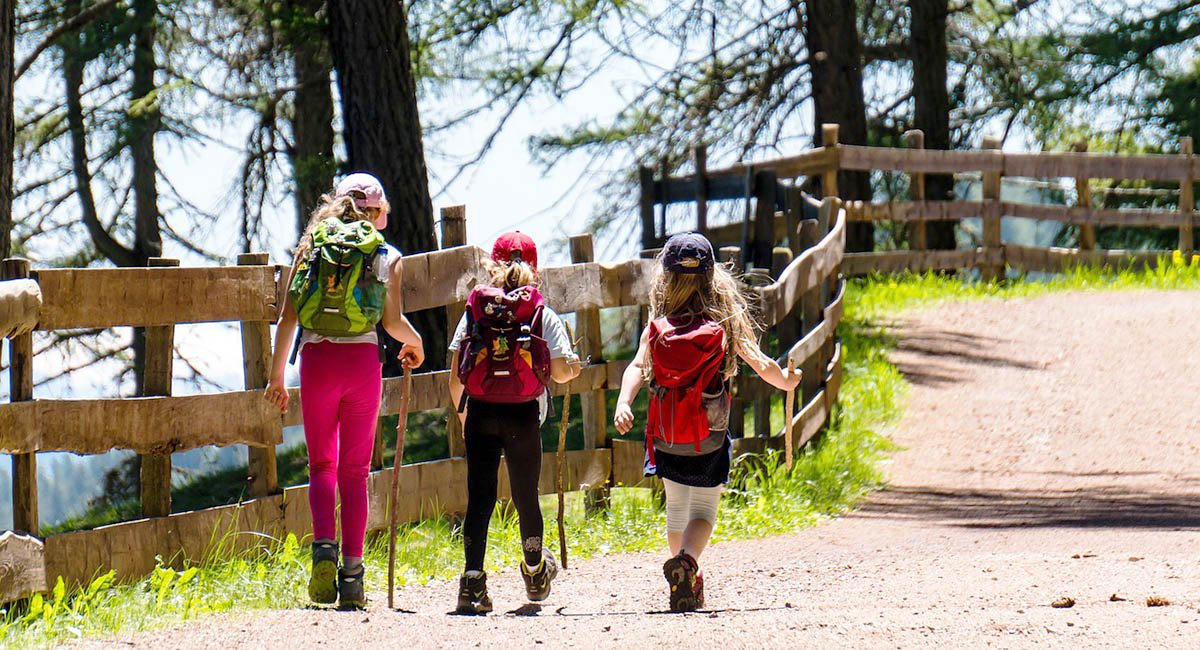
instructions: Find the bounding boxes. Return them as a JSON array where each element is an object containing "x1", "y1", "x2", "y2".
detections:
[
  {"x1": 456, "y1": 284, "x2": 551, "y2": 405},
  {"x1": 645, "y1": 316, "x2": 727, "y2": 460}
]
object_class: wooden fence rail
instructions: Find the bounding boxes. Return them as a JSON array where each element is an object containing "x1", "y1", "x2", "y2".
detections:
[{"x1": 0, "y1": 200, "x2": 847, "y2": 598}]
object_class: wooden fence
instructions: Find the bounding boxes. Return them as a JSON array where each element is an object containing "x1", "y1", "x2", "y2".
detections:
[
  {"x1": 0, "y1": 200, "x2": 846, "y2": 601},
  {"x1": 640, "y1": 126, "x2": 1195, "y2": 281}
]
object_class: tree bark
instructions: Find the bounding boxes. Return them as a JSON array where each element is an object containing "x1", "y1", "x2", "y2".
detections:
[
  {"x1": 804, "y1": 0, "x2": 873, "y2": 252},
  {"x1": 0, "y1": 0, "x2": 13, "y2": 259},
  {"x1": 287, "y1": 0, "x2": 335, "y2": 234},
  {"x1": 328, "y1": 0, "x2": 444, "y2": 370},
  {"x1": 910, "y1": 0, "x2": 956, "y2": 250},
  {"x1": 129, "y1": 0, "x2": 161, "y2": 263}
]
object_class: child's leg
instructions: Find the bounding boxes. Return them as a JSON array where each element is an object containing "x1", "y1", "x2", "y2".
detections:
[
  {"x1": 679, "y1": 485, "x2": 722, "y2": 559},
  {"x1": 299, "y1": 343, "x2": 344, "y2": 545},
  {"x1": 463, "y1": 403, "x2": 504, "y2": 572},
  {"x1": 499, "y1": 402, "x2": 544, "y2": 567},
  {"x1": 334, "y1": 344, "x2": 383, "y2": 564},
  {"x1": 661, "y1": 478, "x2": 692, "y2": 555}
]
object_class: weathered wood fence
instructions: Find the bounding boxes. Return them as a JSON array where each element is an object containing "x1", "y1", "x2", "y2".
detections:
[
  {"x1": 641, "y1": 126, "x2": 1196, "y2": 281},
  {"x1": 0, "y1": 198, "x2": 846, "y2": 600}
]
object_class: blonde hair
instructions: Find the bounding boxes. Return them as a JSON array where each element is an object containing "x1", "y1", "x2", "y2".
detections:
[
  {"x1": 645, "y1": 256, "x2": 762, "y2": 381},
  {"x1": 292, "y1": 193, "x2": 387, "y2": 266},
  {"x1": 482, "y1": 258, "x2": 538, "y2": 291}
]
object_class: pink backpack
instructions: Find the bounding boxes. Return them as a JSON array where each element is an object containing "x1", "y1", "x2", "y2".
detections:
[{"x1": 456, "y1": 285, "x2": 551, "y2": 405}]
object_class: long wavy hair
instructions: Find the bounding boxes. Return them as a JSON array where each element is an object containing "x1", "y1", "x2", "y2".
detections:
[
  {"x1": 292, "y1": 192, "x2": 389, "y2": 267},
  {"x1": 645, "y1": 255, "x2": 761, "y2": 382},
  {"x1": 482, "y1": 258, "x2": 538, "y2": 291}
]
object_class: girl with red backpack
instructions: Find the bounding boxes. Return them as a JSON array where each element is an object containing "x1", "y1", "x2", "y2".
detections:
[
  {"x1": 614, "y1": 232, "x2": 800, "y2": 612},
  {"x1": 264, "y1": 173, "x2": 425, "y2": 609},
  {"x1": 448, "y1": 232, "x2": 581, "y2": 614}
]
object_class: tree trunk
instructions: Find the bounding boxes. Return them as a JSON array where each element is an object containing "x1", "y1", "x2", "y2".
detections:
[
  {"x1": 804, "y1": 0, "x2": 873, "y2": 252},
  {"x1": 287, "y1": 0, "x2": 335, "y2": 234},
  {"x1": 328, "y1": 0, "x2": 444, "y2": 371},
  {"x1": 129, "y1": 0, "x2": 161, "y2": 264},
  {"x1": 910, "y1": 0, "x2": 956, "y2": 250},
  {"x1": 0, "y1": 0, "x2": 13, "y2": 259}
]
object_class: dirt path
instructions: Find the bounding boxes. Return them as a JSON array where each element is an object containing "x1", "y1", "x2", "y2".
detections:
[{"x1": 94, "y1": 290, "x2": 1200, "y2": 648}]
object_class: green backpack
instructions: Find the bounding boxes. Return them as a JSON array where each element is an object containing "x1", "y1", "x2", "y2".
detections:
[{"x1": 288, "y1": 217, "x2": 388, "y2": 338}]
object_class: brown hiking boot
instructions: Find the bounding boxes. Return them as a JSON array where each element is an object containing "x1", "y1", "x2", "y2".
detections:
[
  {"x1": 456, "y1": 572, "x2": 493, "y2": 614},
  {"x1": 520, "y1": 549, "x2": 559, "y2": 601}
]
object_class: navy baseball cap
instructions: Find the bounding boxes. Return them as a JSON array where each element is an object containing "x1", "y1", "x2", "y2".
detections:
[{"x1": 662, "y1": 232, "x2": 715, "y2": 274}]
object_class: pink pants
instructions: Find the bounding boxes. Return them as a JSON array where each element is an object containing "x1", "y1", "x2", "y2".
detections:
[{"x1": 299, "y1": 341, "x2": 382, "y2": 558}]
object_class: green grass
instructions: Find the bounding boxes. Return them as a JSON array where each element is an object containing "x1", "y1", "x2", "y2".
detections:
[{"x1": 16, "y1": 257, "x2": 1200, "y2": 647}]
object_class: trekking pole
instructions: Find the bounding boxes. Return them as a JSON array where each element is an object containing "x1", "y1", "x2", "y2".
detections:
[
  {"x1": 784, "y1": 357, "x2": 796, "y2": 470},
  {"x1": 387, "y1": 364, "x2": 414, "y2": 610},
  {"x1": 556, "y1": 378, "x2": 571, "y2": 570}
]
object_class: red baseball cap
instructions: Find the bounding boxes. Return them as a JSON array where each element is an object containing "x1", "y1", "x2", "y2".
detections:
[{"x1": 492, "y1": 231, "x2": 538, "y2": 270}]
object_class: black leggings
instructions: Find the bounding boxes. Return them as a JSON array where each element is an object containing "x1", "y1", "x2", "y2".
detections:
[{"x1": 463, "y1": 399, "x2": 544, "y2": 571}]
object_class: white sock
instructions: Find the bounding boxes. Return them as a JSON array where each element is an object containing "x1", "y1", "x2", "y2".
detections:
[{"x1": 465, "y1": 569, "x2": 484, "y2": 578}]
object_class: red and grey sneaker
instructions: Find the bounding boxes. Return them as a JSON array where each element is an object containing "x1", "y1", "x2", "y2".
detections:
[{"x1": 662, "y1": 551, "x2": 701, "y2": 612}]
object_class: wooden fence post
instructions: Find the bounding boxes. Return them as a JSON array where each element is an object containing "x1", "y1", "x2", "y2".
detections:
[
  {"x1": 570, "y1": 234, "x2": 610, "y2": 513},
  {"x1": 1073, "y1": 141, "x2": 1096, "y2": 251},
  {"x1": 442, "y1": 205, "x2": 468, "y2": 458},
  {"x1": 752, "y1": 170, "x2": 778, "y2": 270},
  {"x1": 239, "y1": 253, "x2": 278, "y2": 498},
  {"x1": 694, "y1": 145, "x2": 708, "y2": 236},
  {"x1": 821, "y1": 123, "x2": 841, "y2": 199},
  {"x1": 639, "y1": 165, "x2": 657, "y2": 252},
  {"x1": 798, "y1": 221, "x2": 823, "y2": 412},
  {"x1": 1180, "y1": 137, "x2": 1195, "y2": 256},
  {"x1": 904, "y1": 130, "x2": 928, "y2": 251},
  {"x1": 2, "y1": 258, "x2": 37, "y2": 535},
  {"x1": 718, "y1": 246, "x2": 745, "y2": 439},
  {"x1": 754, "y1": 247, "x2": 794, "y2": 440},
  {"x1": 139, "y1": 257, "x2": 178, "y2": 517},
  {"x1": 980, "y1": 136, "x2": 1004, "y2": 282}
]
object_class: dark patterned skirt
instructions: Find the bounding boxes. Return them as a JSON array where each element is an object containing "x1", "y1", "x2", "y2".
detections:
[{"x1": 644, "y1": 434, "x2": 732, "y2": 488}]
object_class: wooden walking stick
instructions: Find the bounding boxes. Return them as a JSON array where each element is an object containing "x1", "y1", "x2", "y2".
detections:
[
  {"x1": 784, "y1": 357, "x2": 796, "y2": 469},
  {"x1": 556, "y1": 380, "x2": 571, "y2": 570},
  {"x1": 387, "y1": 364, "x2": 414, "y2": 610}
]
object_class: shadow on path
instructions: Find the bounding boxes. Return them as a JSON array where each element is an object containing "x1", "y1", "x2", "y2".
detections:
[{"x1": 856, "y1": 485, "x2": 1200, "y2": 530}]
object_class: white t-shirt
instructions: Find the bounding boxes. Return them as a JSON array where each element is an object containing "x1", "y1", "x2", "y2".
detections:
[
  {"x1": 449, "y1": 304, "x2": 578, "y2": 422},
  {"x1": 299, "y1": 243, "x2": 401, "y2": 349}
]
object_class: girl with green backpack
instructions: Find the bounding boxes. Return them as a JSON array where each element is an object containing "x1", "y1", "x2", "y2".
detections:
[{"x1": 264, "y1": 173, "x2": 424, "y2": 609}]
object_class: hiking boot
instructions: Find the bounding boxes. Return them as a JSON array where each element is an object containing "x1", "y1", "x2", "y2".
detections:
[
  {"x1": 337, "y1": 566, "x2": 367, "y2": 610},
  {"x1": 520, "y1": 549, "x2": 559, "y2": 602},
  {"x1": 456, "y1": 572, "x2": 493, "y2": 614},
  {"x1": 308, "y1": 541, "x2": 339, "y2": 604},
  {"x1": 694, "y1": 570, "x2": 705, "y2": 609},
  {"x1": 663, "y1": 551, "x2": 700, "y2": 612}
]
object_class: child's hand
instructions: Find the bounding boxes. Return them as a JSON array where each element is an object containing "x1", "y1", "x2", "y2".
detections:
[
  {"x1": 264, "y1": 377, "x2": 289, "y2": 412},
  {"x1": 782, "y1": 366, "x2": 802, "y2": 391},
  {"x1": 399, "y1": 343, "x2": 424, "y2": 369},
  {"x1": 613, "y1": 403, "x2": 635, "y2": 435}
]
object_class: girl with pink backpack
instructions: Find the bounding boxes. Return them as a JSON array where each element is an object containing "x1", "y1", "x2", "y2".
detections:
[
  {"x1": 614, "y1": 232, "x2": 800, "y2": 612},
  {"x1": 448, "y1": 232, "x2": 581, "y2": 614}
]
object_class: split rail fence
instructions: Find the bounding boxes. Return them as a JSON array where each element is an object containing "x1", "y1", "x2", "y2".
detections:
[{"x1": 0, "y1": 199, "x2": 846, "y2": 601}]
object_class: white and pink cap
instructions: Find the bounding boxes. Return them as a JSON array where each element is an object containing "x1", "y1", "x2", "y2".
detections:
[{"x1": 335, "y1": 173, "x2": 388, "y2": 210}]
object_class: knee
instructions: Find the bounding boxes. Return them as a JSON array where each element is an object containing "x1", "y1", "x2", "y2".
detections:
[
  {"x1": 309, "y1": 458, "x2": 336, "y2": 477},
  {"x1": 688, "y1": 488, "x2": 722, "y2": 525}
]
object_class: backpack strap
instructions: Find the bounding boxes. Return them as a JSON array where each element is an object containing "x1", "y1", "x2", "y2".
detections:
[{"x1": 288, "y1": 326, "x2": 304, "y2": 365}]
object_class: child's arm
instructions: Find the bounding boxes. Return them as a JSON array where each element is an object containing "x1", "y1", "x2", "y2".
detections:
[
  {"x1": 736, "y1": 343, "x2": 801, "y2": 392},
  {"x1": 265, "y1": 268, "x2": 300, "y2": 413},
  {"x1": 550, "y1": 356, "x2": 582, "y2": 383},
  {"x1": 449, "y1": 348, "x2": 466, "y2": 429},
  {"x1": 381, "y1": 256, "x2": 425, "y2": 368},
  {"x1": 613, "y1": 326, "x2": 650, "y2": 435}
]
